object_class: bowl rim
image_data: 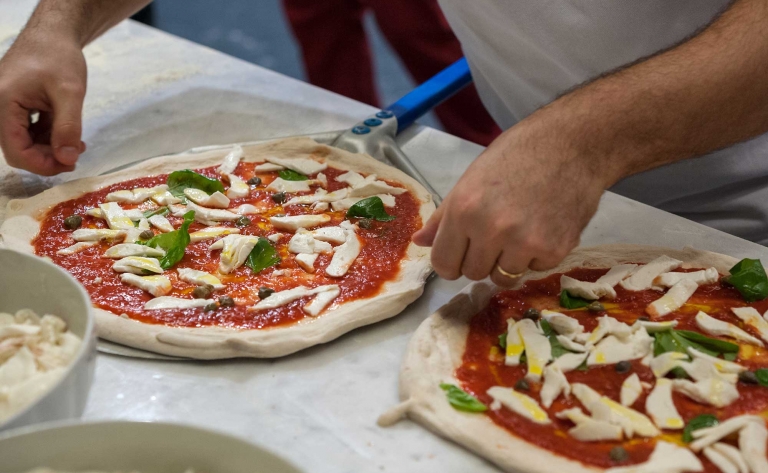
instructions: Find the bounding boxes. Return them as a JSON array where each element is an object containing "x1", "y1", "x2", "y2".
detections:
[
  {"x1": 0, "y1": 247, "x2": 96, "y2": 429},
  {"x1": 0, "y1": 418, "x2": 303, "y2": 471}
]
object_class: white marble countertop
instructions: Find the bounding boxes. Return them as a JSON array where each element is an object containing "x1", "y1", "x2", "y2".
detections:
[{"x1": 2, "y1": 4, "x2": 768, "y2": 473}]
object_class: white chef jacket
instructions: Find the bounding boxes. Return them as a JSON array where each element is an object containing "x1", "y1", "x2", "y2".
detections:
[{"x1": 438, "y1": 0, "x2": 768, "y2": 244}]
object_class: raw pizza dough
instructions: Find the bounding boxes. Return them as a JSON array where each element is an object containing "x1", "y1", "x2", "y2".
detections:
[
  {"x1": 0, "y1": 137, "x2": 435, "y2": 359},
  {"x1": 384, "y1": 244, "x2": 739, "y2": 473}
]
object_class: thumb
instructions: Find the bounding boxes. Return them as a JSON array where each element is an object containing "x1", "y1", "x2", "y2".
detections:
[
  {"x1": 413, "y1": 203, "x2": 445, "y2": 247},
  {"x1": 50, "y1": 82, "x2": 85, "y2": 166}
]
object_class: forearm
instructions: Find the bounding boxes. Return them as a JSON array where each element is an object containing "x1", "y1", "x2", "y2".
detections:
[
  {"x1": 520, "y1": 0, "x2": 768, "y2": 187},
  {"x1": 23, "y1": 0, "x2": 152, "y2": 46}
]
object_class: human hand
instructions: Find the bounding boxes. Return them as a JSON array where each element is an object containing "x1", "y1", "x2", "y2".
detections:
[
  {"x1": 0, "y1": 30, "x2": 87, "y2": 176},
  {"x1": 413, "y1": 121, "x2": 615, "y2": 286}
]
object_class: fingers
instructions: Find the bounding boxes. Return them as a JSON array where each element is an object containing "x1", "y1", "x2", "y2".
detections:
[
  {"x1": 412, "y1": 204, "x2": 443, "y2": 247},
  {"x1": 50, "y1": 81, "x2": 85, "y2": 166},
  {"x1": 491, "y1": 249, "x2": 533, "y2": 287},
  {"x1": 461, "y1": 239, "x2": 501, "y2": 281},
  {"x1": 429, "y1": 214, "x2": 469, "y2": 280}
]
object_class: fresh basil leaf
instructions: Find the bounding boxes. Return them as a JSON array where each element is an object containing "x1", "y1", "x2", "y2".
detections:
[
  {"x1": 653, "y1": 330, "x2": 681, "y2": 357},
  {"x1": 142, "y1": 206, "x2": 169, "y2": 219},
  {"x1": 439, "y1": 383, "x2": 487, "y2": 412},
  {"x1": 245, "y1": 237, "x2": 281, "y2": 274},
  {"x1": 723, "y1": 352, "x2": 738, "y2": 362},
  {"x1": 520, "y1": 351, "x2": 527, "y2": 364},
  {"x1": 278, "y1": 169, "x2": 308, "y2": 181},
  {"x1": 724, "y1": 258, "x2": 768, "y2": 302},
  {"x1": 540, "y1": 319, "x2": 571, "y2": 358},
  {"x1": 143, "y1": 211, "x2": 194, "y2": 269},
  {"x1": 346, "y1": 196, "x2": 395, "y2": 222},
  {"x1": 683, "y1": 414, "x2": 719, "y2": 443},
  {"x1": 577, "y1": 358, "x2": 589, "y2": 371},
  {"x1": 498, "y1": 332, "x2": 507, "y2": 350},
  {"x1": 167, "y1": 170, "x2": 225, "y2": 198},
  {"x1": 756, "y1": 368, "x2": 768, "y2": 387},
  {"x1": 676, "y1": 330, "x2": 739, "y2": 354},
  {"x1": 559, "y1": 290, "x2": 591, "y2": 309}
]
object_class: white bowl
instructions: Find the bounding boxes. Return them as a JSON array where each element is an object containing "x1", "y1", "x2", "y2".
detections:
[
  {"x1": 0, "y1": 248, "x2": 96, "y2": 431},
  {"x1": 0, "y1": 420, "x2": 304, "y2": 472}
]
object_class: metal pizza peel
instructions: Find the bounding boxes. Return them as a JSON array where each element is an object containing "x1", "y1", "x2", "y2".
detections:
[{"x1": 97, "y1": 58, "x2": 474, "y2": 359}]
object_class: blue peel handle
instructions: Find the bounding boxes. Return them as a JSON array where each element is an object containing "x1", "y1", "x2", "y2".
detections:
[{"x1": 383, "y1": 57, "x2": 472, "y2": 134}]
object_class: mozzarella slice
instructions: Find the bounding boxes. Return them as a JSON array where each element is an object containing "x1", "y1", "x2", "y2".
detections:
[
  {"x1": 170, "y1": 204, "x2": 188, "y2": 217},
  {"x1": 620, "y1": 374, "x2": 643, "y2": 407},
  {"x1": 106, "y1": 185, "x2": 168, "y2": 204},
  {"x1": 267, "y1": 233, "x2": 284, "y2": 243},
  {"x1": 560, "y1": 275, "x2": 616, "y2": 300},
  {"x1": 225, "y1": 173, "x2": 250, "y2": 199},
  {"x1": 295, "y1": 253, "x2": 319, "y2": 273},
  {"x1": 98, "y1": 202, "x2": 135, "y2": 230},
  {"x1": 187, "y1": 202, "x2": 239, "y2": 225},
  {"x1": 556, "y1": 408, "x2": 623, "y2": 442},
  {"x1": 184, "y1": 188, "x2": 231, "y2": 209},
  {"x1": 588, "y1": 315, "x2": 633, "y2": 345},
  {"x1": 540, "y1": 365, "x2": 570, "y2": 408},
  {"x1": 556, "y1": 335, "x2": 587, "y2": 352},
  {"x1": 646, "y1": 279, "x2": 698, "y2": 317},
  {"x1": 249, "y1": 285, "x2": 338, "y2": 311},
  {"x1": 151, "y1": 190, "x2": 182, "y2": 206},
  {"x1": 541, "y1": 310, "x2": 585, "y2": 339},
  {"x1": 189, "y1": 227, "x2": 240, "y2": 243},
  {"x1": 690, "y1": 415, "x2": 764, "y2": 452},
  {"x1": 86, "y1": 207, "x2": 144, "y2": 221},
  {"x1": 270, "y1": 214, "x2": 331, "y2": 231},
  {"x1": 572, "y1": 383, "x2": 659, "y2": 438},
  {"x1": 266, "y1": 178, "x2": 311, "y2": 194},
  {"x1": 57, "y1": 241, "x2": 98, "y2": 255},
  {"x1": 148, "y1": 215, "x2": 174, "y2": 233},
  {"x1": 302, "y1": 285, "x2": 340, "y2": 316},
  {"x1": 144, "y1": 297, "x2": 214, "y2": 310},
  {"x1": 254, "y1": 162, "x2": 283, "y2": 172},
  {"x1": 673, "y1": 377, "x2": 740, "y2": 408},
  {"x1": 518, "y1": 319, "x2": 552, "y2": 383},
  {"x1": 112, "y1": 257, "x2": 164, "y2": 275},
  {"x1": 487, "y1": 386, "x2": 550, "y2": 425},
  {"x1": 645, "y1": 378, "x2": 684, "y2": 430},
  {"x1": 696, "y1": 311, "x2": 763, "y2": 346},
  {"x1": 634, "y1": 320, "x2": 677, "y2": 333},
  {"x1": 688, "y1": 347, "x2": 746, "y2": 374},
  {"x1": 137, "y1": 218, "x2": 150, "y2": 231},
  {"x1": 739, "y1": 422, "x2": 768, "y2": 473},
  {"x1": 233, "y1": 204, "x2": 265, "y2": 215},
  {"x1": 731, "y1": 307, "x2": 768, "y2": 344},
  {"x1": 710, "y1": 443, "x2": 750, "y2": 473},
  {"x1": 336, "y1": 171, "x2": 367, "y2": 187},
  {"x1": 505, "y1": 319, "x2": 525, "y2": 366},
  {"x1": 285, "y1": 188, "x2": 350, "y2": 206},
  {"x1": 330, "y1": 194, "x2": 396, "y2": 211},
  {"x1": 349, "y1": 179, "x2": 406, "y2": 198},
  {"x1": 103, "y1": 243, "x2": 165, "y2": 259},
  {"x1": 595, "y1": 264, "x2": 638, "y2": 287},
  {"x1": 550, "y1": 352, "x2": 588, "y2": 373},
  {"x1": 654, "y1": 268, "x2": 719, "y2": 288},
  {"x1": 650, "y1": 352, "x2": 689, "y2": 378},
  {"x1": 177, "y1": 268, "x2": 224, "y2": 290},
  {"x1": 217, "y1": 144, "x2": 243, "y2": 175},
  {"x1": 312, "y1": 226, "x2": 348, "y2": 245},
  {"x1": 587, "y1": 327, "x2": 653, "y2": 366},
  {"x1": 605, "y1": 441, "x2": 702, "y2": 473},
  {"x1": 120, "y1": 274, "x2": 171, "y2": 297},
  {"x1": 288, "y1": 230, "x2": 333, "y2": 254},
  {"x1": 209, "y1": 234, "x2": 260, "y2": 274},
  {"x1": 620, "y1": 255, "x2": 683, "y2": 291},
  {"x1": 703, "y1": 446, "x2": 741, "y2": 473},
  {"x1": 265, "y1": 156, "x2": 327, "y2": 175},
  {"x1": 72, "y1": 229, "x2": 126, "y2": 242},
  {"x1": 325, "y1": 224, "x2": 361, "y2": 278}
]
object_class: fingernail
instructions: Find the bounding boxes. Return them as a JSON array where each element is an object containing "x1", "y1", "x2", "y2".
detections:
[{"x1": 56, "y1": 146, "x2": 80, "y2": 165}]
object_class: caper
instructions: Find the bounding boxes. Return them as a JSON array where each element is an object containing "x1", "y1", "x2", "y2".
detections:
[
  {"x1": 522, "y1": 308, "x2": 540, "y2": 321},
  {"x1": 587, "y1": 301, "x2": 605, "y2": 313},
  {"x1": 514, "y1": 379, "x2": 529, "y2": 391},
  {"x1": 139, "y1": 229, "x2": 154, "y2": 240},
  {"x1": 193, "y1": 284, "x2": 214, "y2": 299},
  {"x1": 272, "y1": 192, "x2": 287, "y2": 204},
  {"x1": 358, "y1": 218, "x2": 372, "y2": 229},
  {"x1": 219, "y1": 295, "x2": 235, "y2": 308},
  {"x1": 258, "y1": 287, "x2": 275, "y2": 300},
  {"x1": 63, "y1": 215, "x2": 82, "y2": 230},
  {"x1": 204, "y1": 302, "x2": 218, "y2": 311},
  {"x1": 615, "y1": 361, "x2": 632, "y2": 374},
  {"x1": 739, "y1": 371, "x2": 759, "y2": 385},
  {"x1": 235, "y1": 216, "x2": 251, "y2": 227},
  {"x1": 609, "y1": 446, "x2": 629, "y2": 462},
  {"x1": 247, "y1": 176, "x2": 262, "y2": 186}
]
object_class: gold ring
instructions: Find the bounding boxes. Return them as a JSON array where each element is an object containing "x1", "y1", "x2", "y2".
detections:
[{"x1": 495, "y1": 265, "x2": 525, "y2": 279}]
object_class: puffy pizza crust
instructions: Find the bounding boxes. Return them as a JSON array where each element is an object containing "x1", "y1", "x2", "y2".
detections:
[
  {"x1": 0, "y1": 137, "x2": 435, "y2": 359},
  {"x1": 388, "y1": 244, "x2": 738, "y2": 473}
]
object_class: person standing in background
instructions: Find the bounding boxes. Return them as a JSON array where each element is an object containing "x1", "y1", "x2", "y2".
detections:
[{"x1": 281, "y1": 0, "x2": 501, "y2": 146}]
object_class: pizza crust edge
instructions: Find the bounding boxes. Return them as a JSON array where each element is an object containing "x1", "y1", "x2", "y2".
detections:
[
  {"x1": 392, "y1": 244, "x2": 738, "y2": 473},
  {"x1": 0, "y1": 137, "x2": 435, "y2": 359}
]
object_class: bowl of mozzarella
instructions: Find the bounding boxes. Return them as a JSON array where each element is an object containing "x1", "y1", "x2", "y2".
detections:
[
  {"x1": 0, "y1": 248, "x2": 96, "y2": 431},
  {"x1": 0, "y1": 421, "x2": 303, "y2": 472}
]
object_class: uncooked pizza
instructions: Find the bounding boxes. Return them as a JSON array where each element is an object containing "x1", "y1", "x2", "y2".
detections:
[
  {"x1": 0, "y1": 138, "x2": 434, "y2": 359},
  {"x1": 383, "y1": 245, "x2": 768, "y2": 473}
]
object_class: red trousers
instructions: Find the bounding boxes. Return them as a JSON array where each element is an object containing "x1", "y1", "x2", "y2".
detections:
[{"x1": 282, "y1": 0, "x2": 501, "y2": 146}]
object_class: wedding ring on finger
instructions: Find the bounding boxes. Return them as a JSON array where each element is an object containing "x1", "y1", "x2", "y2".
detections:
[{"x1": 495, "y1": 264, "x2": 525, "y2": 280}]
